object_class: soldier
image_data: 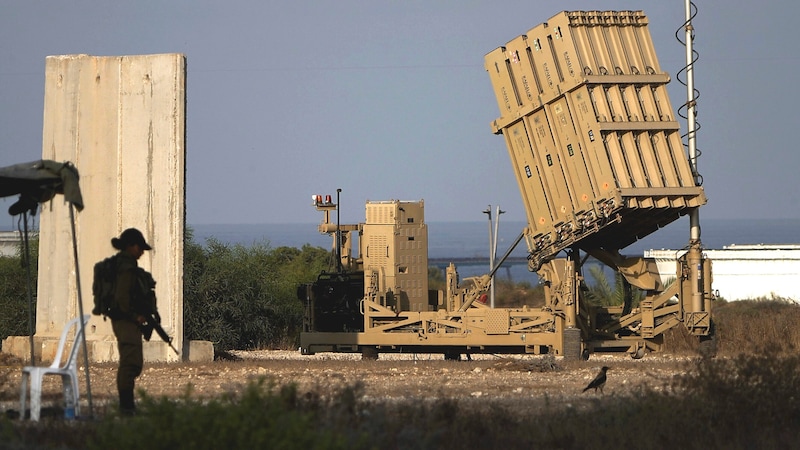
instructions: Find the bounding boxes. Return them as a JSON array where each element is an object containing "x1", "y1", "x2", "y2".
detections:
[{"x1": 109, "y1": 228, "x2": 153, "y2": 415}]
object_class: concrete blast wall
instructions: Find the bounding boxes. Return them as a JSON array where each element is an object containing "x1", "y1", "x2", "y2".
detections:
[{"x1": 34, "y1": 54, "x2": 186, "y2": 362}]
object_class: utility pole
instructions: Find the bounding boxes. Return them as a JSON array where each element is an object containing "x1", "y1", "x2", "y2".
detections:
[
  {"x1": 492, "y1": 206, "x2": 504, "y2": 308},
  {"x1": 483, "y1": 205, "x2": 505, "y2": 307},
  {"x1": 336, "y1": 188, "x2": 342, "y2": 273},
  {"x1": 482, "y1": 206, "x2": 493, "y2": 306}
]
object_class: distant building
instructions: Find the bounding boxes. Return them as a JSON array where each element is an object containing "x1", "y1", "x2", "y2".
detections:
[
  {"x1": 0, "y1": 231, "x2": 38, "y2": 257},
  {"x1": 0, "y1": 231, "x2": 25, "y2": 257},
  {"x1": 646, "y1": 244, "x2": 800, "y2": 302}
]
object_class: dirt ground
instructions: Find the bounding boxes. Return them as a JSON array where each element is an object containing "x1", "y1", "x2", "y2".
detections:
[{"x1": 1, "y1": 350, "x2": 692, "y2": 418}]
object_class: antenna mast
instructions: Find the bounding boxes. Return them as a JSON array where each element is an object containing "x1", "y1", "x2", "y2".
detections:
[{"x1": 685, "y1": 0, "x2": 701, "y2": 244}]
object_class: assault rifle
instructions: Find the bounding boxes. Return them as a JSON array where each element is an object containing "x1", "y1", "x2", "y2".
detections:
[{"x1": 139, "y1": 312, "x2": 181, "y2": 357}]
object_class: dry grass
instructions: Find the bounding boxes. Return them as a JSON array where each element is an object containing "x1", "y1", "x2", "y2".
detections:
[
  {"x1": 3, "y1": 298, "x2": 800, "y2": 449},
  {"x1": 496, "y1": 282, "x2": 800, "y2": 358}
]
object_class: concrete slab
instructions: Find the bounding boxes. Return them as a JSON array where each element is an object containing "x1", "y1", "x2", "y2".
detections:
[
  {"x1": 2, "y1": 336, "x2": 214, "y2": 363},
  {"x1": 28, "y1": 54, "x2": 186, "y2": 362},
  {"x1": 187, "y1": 341, "x2": 215, "y2": 362}
]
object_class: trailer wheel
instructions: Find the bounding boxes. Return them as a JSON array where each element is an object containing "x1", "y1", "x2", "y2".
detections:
[
  {"x1": 361, "y1": 346, "x2": 379, "y2": 360},
  {"x1": 443, "y1": 350, "x2": 461, "y2": 361},
  {"x1": 630, "y1": 345, "x2": 646, "y2": 360},
  {"x1": 698, "y1": 322, "x2": 718, "y2": 359},
  {"x1": 698, "y1": 335, "x2": 717, "y2": 359},
  {"x1": 562, "y1": 328, "x2": 582, "y2": 361}
]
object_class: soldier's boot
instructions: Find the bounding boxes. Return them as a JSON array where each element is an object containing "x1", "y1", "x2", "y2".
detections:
[{"x1": 119, "y1": 388, "x2": 136, "y2": 416}]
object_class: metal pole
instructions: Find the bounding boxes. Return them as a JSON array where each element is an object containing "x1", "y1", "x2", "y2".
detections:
[
  {"x1": 685, "y1": 0, "x2": 700, "y2": 244},
  {"x1": 684, "y1": 0, "x2": 704, "y2": 313},
  {"x1": 457, "y1": 230, "x2": 524, "y2": 312},
  {"x1": 22, "y1": 213, "x2": 35, "y2": 365},
  {"x1": 69, "y1": 204, "x2": 93, "y2": 418},
  {"x1": 336, "y1": 188, "x2": 342, "y2": 273},
  {"x1": 482, "y1": 206, "x2": 493, "y2": 305},
  {"x1": 492, "y1": 206, "x2": 505, "y2": 308}
]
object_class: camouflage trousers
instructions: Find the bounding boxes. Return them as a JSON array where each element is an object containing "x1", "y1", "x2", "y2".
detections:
[{"x1": 111, "y1": 319, "x2": 143, "y2": 391}]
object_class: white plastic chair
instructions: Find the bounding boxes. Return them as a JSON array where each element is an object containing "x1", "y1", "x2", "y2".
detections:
[{"x1": 20, "y1": 314, "x2": 90, "y2": 421}]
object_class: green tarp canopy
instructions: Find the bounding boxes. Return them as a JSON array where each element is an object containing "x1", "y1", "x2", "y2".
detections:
[
  {"x1": 0, "y1": 159, "x2": 94, "y2": 416},
  {"x1": 0, "y1": 160, "x2": 83, "y2": 215}
]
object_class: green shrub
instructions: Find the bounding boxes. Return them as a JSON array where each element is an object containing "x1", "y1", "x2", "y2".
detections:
[
  {"x1": 583, "y1": 264, "x2": 644, "y2": 308},
  {"x1": 0, "y1": 238, "x2": 37, "y2": 345},
  {"x1": 88, "y1": 380, "x2": 360, "y2": 450},
  {"x1": 183, "y1": 232, "x2": 331, "y2": 351},
  {"x1": 711, "y1": 298, "x2": 800, "y2": 355}
]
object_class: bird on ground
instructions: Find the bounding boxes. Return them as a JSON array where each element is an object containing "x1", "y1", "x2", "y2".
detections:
[{"x1": 582, "y1": 366, "x2": 609, "y2": 394}]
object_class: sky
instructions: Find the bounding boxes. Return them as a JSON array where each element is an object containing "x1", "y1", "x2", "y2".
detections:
[{"x1": 1, "y1": 1, "x2": 798, "y2": 225}]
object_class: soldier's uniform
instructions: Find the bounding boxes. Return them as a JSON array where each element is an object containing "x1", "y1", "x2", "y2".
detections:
[
  {"x1": 111, "y1": 251, "x2": 144, "y2": 414},
  {"x1": 107, "y1": 227, "x2": 154, "y2": 415}
]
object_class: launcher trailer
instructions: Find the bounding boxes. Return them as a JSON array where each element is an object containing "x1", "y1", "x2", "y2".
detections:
[{"x1": 298, "y1": 10, "x2": 714, "y2": 360}]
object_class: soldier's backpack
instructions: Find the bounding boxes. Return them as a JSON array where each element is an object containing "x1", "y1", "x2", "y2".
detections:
[{"x1": 92, "y1": 255, "x2": 119, "y2": 318}]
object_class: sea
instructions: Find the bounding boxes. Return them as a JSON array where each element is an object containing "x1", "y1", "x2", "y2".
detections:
[{"x1": 192, "y1": 218, "x2": 800, "y2": 284}]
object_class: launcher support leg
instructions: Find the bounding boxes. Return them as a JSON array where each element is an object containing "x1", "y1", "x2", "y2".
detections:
[
  {"x1": 564, "y1": 256, "x2": 579, "y2": 328},
  {"x1": 687, "y1": 243, "x2": 705, "y2": 312},
  {"x1": 537, "y1": 255, "x2": 580, "y2": 328}
]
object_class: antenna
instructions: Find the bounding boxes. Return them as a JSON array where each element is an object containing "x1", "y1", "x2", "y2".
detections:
[
  {"x1": 336, "y1": 188, "x2": 342, "y2": 273},
  {"x1": 681, "y1": 0, "x2": 707, "y2": 313},
  {"x1": 684, "y1": 0, "x2": 701, "y2": 244}
]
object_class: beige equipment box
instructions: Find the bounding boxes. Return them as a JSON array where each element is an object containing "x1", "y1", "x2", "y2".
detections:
[{"x1": 362, "y1": 201, "x2": 430, "y2": 312}]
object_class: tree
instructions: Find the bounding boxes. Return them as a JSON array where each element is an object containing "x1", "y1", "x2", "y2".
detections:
[
  {"x1": 183, "y1": 231, "x2": 332, "y2": 351},
  {"x1": 583, "y1": 264, "x2": 643, "y2": 310}
]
